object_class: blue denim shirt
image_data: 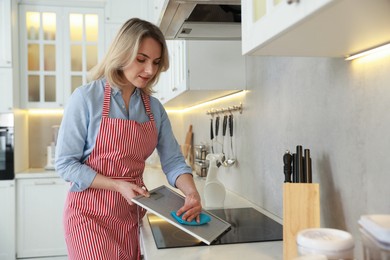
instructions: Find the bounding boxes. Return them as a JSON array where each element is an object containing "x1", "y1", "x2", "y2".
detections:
[{"x1": 55, "y1": 78, "x2": 191, "y2": 192}]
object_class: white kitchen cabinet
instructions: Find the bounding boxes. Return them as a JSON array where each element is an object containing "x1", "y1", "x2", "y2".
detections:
[
  {"x1": 16, "y1": 177, "x2": 69, "y2": 258},
  {"x1": 154, "y1": 40, "x2": 185, "y2": 104},
  {"x1": 19, "y1": 5, "x2": 104, "y2": 109},
  {"x1": 105, "y1": 0, "x2": 149, "y2": 24},
  {"x1": 0, "y1": 68, "x2": 13, "y2": 113},
  {"x1": 242, "y1": 0, "x2": 390, "y2": 57},
  {"x1": 104, "y1": 1, "x2": 161, "y2": 52},
  {"x1": 156, "y1": 40, "x2": 246, "y2": 110},
  {"x1": 0, "y1": 0, "x2": 12, "y2": 67},
  {"x1": 0, "y1": 180, "x2": 16, "y2": 260},
  {"x1": 148, "y1": 0, "x2": 168, "y2": 25}
]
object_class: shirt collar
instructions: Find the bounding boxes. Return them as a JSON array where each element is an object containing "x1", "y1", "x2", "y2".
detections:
[{"x1": 111, "y1": 86, "x2": 141, "y2": 98}]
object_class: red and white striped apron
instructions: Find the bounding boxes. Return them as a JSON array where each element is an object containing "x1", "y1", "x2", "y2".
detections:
[{"x1": 64, "y1": 83, "x2": 158, "y2": 260}]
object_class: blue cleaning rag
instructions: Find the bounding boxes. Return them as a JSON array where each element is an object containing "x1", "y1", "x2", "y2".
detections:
[{"x1": 170, "y1": 211, "x2": 211, "y2": 226}]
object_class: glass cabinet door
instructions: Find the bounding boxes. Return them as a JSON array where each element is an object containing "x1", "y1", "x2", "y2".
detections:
[
  {"x1": 68, "y1": 13, "x2": 99, "y2": 93},
  {"x1": 23, "y1": 9, "x2": 60, "y2": 107},
  {"x1": 20, "y1": 5, "x2": 103, "y2": 109}
]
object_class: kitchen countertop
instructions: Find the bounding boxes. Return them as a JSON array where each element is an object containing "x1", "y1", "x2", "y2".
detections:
[
  {"x1": 141, "y1": 167, "x2": 283, "y2": 260},
  {"x1": 16, "y1": 168, "x2": 59, "y2": 179}
]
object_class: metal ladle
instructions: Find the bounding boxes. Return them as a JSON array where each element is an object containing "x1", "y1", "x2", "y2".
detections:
[
  {"x1": 225, "y1": 114, "x2": 236, "y2": 166},
  {"x1": 221, "y1": 114, "x2": 229, "y2": 167}
]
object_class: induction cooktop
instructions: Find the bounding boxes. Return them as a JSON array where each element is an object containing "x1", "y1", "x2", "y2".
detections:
[{"x1": 147, "y1": 207, "x2": 283, "y2": 249}]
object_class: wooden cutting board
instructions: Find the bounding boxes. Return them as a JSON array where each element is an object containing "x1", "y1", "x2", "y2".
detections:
[{"x1": 183, "y1": 124, "x2": 193, "y2": 159}]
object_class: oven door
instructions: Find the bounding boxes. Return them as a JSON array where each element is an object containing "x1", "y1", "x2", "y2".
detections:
[{"x1": 0, "y1": 127, "x2": 14, "y2": 180}]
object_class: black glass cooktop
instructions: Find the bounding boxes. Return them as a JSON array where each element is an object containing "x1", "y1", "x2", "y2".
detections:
[{"x1": 147, "y1": 207, "x2": 283, "y2": 249}]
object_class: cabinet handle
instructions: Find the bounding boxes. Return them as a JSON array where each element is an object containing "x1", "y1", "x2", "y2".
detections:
[
  {"x1": 287, "y1": 0, "x2": 299, "y2": 4},
  {"x1": 34, "y1": 181, "x2": 56, "y2": 185},
  {"x1": 6, "y1": 60, "x2": 11, "y2": 64}
]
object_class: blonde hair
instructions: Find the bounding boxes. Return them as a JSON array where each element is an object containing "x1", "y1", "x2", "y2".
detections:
[{"x1": 89, "y1": 18, "x2": 169, "y2": 95}]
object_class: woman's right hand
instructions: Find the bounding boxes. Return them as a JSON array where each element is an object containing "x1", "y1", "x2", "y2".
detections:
[
  {"x1": 90, "y1": 174, "x2": 150, "y2": 205},
  {"x1": 115, "y1": 181, "x2": 150, "y2": 205}
]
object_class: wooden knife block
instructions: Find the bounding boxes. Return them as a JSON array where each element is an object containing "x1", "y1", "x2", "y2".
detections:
[{"x1": 283, "y1": 183, "x2": 320, "y2": 260}]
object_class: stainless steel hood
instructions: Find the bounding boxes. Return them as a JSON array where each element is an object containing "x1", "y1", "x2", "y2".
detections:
[{"x1": 159, "y1": 0, "x2": 241, "y2": 40}]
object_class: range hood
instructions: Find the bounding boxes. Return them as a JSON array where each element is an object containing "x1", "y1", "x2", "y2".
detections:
[{"x1": 159, "y1": 0, "x2": 241, "y2": 40}]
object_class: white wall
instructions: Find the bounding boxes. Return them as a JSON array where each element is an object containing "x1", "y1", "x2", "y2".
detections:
[{"x1": 170, "y1": 54, "x2": 390, "y2": 258}]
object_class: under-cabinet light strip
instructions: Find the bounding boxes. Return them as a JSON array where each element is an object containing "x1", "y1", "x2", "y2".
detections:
[
  {"x1": 165, "y1": 90, "x2": 247, "y2": 113},
  {"x1": 26, "y1": 91, "x2": 247, "y2": 115},
  {"x1": 345, "y1": 43, "x2": 390, "y2": 61},
  {"x1": 28, "y1": 109, "x2": 64, "y2": 115}
]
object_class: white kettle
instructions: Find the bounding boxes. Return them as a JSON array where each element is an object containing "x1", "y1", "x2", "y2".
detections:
[{"x1": 204, "y1": 153, "x2": 225, "y2": 208}]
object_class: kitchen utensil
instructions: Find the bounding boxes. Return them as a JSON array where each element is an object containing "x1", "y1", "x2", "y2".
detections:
[
  {"x1": 292, "y1": 153, "x2": 297, "y2": 182},
  {"x1": 296, "y1": 145, "x2": 304, "y2": 182},
  {"x1": 215, "y1": 115, "x2": 220, "y2": 153},
  {"x1": 304, "y1": 149, "x2": 312, "y2": 183},
  {"x1": 283, "y1": 183, "x2": 320, "y2": 259},
  {"x1": 213, "y1": 115, "x2": 225, "y2": 166},
  {"x1": 221, "y1": 115, "x2": 229, "y2": 167},
  {"x1": 283, "y1": 150, "x2": 292, "y2": 183},
  {"x1": 225, "y1": 114, "x2": 236, "y2": 166},
  {"x1": 183, "y1": 125, "x2": 193, "y2": 159},
  {"x1": 210, "y1": 118, "x2": 214, "y2": 153}
]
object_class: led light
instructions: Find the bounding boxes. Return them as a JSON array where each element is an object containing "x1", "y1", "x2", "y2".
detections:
[
  {"x1": 28, "y1": 109, "x2": 64, "y2": 115},
  {"x1": 166, "y1": 90, "x2": 247, "y2": 114},
  {"x1": 345, "y1": 43, "x2": 390, "y2": 61}
]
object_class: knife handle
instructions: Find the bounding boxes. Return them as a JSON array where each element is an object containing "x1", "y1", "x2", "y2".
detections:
[
  {"x1": 222, "y1": 115, "x2": 228, "y2": 136},
  {"x1": 296, "y1": 145, "x2": 304, "y2": 183},
  {"x1": 215, "y1": 116, "x2": 220, "y2": 136},
  {"x1": 229, "y1": 115, "x2": 233, "y2": 137},
  {"x1": 292, "y1": 153, "x2": 297, "y2": 183},
  {"x1": 283, "y1": 151, "x2": 292, "y2": 183},
  {"x1": 210, "y1": 119, "x2": 214, "y2": 140},
  {"x1": 304, "y1": 149, "x2": 312, "y2": 183}
]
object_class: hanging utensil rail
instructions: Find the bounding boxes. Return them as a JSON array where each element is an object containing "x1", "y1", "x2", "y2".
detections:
[{"x1": 206, "y1": 103, "x2": 243, "y2": 115}]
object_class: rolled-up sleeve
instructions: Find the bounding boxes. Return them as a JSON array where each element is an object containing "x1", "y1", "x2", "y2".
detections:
[
  {"x1": 55, "y1": 88, "x2": 97, "y2": 191},
  {"x1": 154, "y1": 101, "x2": 192, "y2": 187}
]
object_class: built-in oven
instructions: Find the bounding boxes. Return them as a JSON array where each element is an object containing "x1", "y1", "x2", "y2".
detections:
[{"x1": 0, "y1": 113, "x2": 14, "y2": 180}]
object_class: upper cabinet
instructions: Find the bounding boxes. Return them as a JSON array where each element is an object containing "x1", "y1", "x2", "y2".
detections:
[
  {"x1": 242, "y1": 0, "x2": 390, "y2": 57},
  {"x1": 104, "y1": 0, "x2": 149, "y2": 24},
  {"x1": 154, "y1": 40, "x2": 246, "y2": 110},
  {"x1": 19, "y1": 4, "x2": 104, "y2": 109},
  {"x1": 0, "y1": 0, "x2": 12, "y2": 67},
  {"x1": 104, "y1": 0, "x2": 154, "y2": 53}
]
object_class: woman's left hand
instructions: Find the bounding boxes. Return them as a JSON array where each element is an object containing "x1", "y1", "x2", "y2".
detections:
[{"x1": 176, "y1": 191, "x2": 202, "y2": 223}]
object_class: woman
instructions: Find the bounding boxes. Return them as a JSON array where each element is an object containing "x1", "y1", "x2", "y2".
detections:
[{"x1": 55, "y1": 18, "x2": 201, "y2": 260}]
